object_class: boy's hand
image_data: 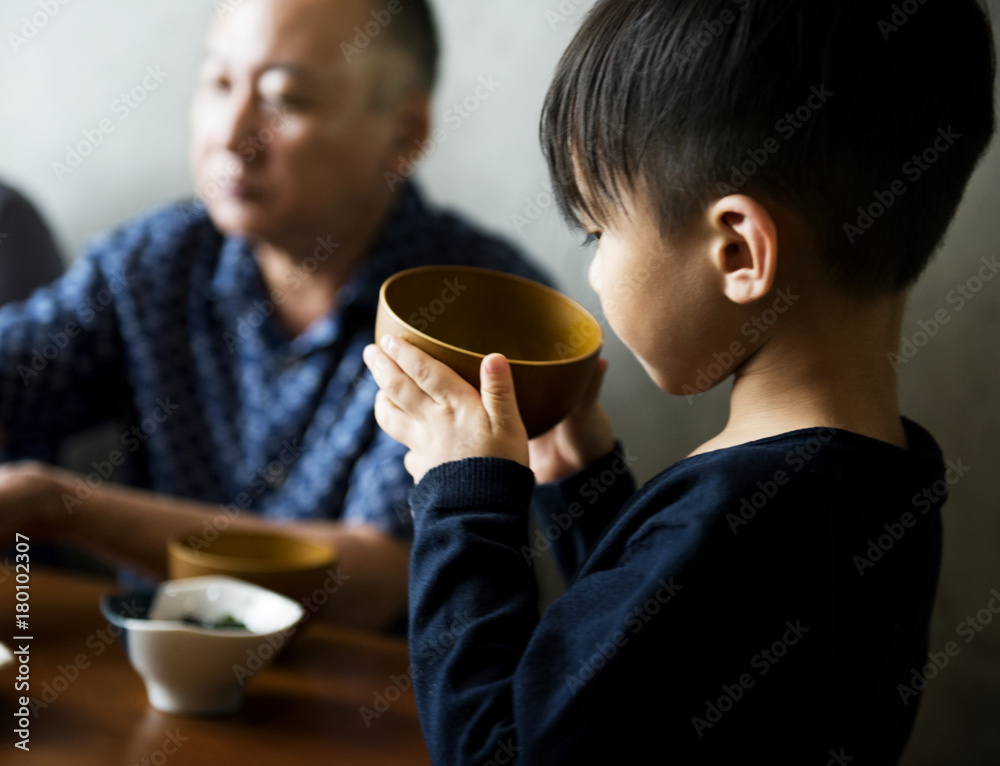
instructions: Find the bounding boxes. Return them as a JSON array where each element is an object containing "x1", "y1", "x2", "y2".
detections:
[
  {"x1": 363, "y1": 336, "x2": 529, "y2": 484},
  {"x1": 528, "y1": 358, "x2": 616, "y2": 485}
]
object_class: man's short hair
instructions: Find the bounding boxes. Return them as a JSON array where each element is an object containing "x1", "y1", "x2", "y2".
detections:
[
  {"x1": 375, "y1": 0, "x2": 439, "y2": 93},
  {"x1": 541, "y1": 0, "x2": 997, "y2": 295}
]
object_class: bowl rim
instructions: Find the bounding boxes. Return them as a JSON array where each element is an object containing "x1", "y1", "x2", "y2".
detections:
[
  {"x1": 0, "y1": 641, "x2": 12, "y2": 671},
  {"x1": 378, "y1": 265, "x2": 603, "y2": 366},
  {"x1": 101, "y1": 576, "x2": 305, "y2": 636},
  {"x1": 167, "y1": 531, "x2": 337, "y2": 574}
]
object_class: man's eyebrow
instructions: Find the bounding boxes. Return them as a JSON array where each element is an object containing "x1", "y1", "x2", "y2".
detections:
[
  {"x1": 201, "y1": 51, "x2": 335, "y2": 85},
  {"x1": 260, "y1": 63, "x2": 322, "y2": 83}
]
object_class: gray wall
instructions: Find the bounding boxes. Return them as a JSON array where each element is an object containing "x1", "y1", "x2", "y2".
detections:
[{"x1": 1, "y1": 0, "x2": 997, "y2": 761}]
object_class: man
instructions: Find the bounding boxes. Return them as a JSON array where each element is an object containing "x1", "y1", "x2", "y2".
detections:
[{"x1": 0, "y1": 0, "x2": 546, "y2": 630}]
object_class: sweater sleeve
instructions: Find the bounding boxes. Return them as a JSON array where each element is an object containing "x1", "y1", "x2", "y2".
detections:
[
  {"x1": 408, "y1": 456, "x2": 681, "y2": 765},
  {"x1": 408, "y1": 458, "x2": 539, "y2": 764},
  {"x1": 530, "y1": 442, "x2": 637, "y2": 583}
]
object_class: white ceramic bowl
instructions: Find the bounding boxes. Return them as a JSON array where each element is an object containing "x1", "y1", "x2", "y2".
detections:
[
  {"x1": 0, "y1": 641, "x2": 12, "y2": 671},
  {"x1": 101, "y1": 576, "x2": 305, "y2": 716}
]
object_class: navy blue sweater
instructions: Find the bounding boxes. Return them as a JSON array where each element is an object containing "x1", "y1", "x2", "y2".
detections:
[{"x1": 408, "y1": 418, "x2": 945, "y2": 764}]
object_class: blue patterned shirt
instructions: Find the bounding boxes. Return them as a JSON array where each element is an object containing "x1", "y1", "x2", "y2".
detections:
[{"x1": 0, "y1": 183, "x2": 548, "y2": 539}]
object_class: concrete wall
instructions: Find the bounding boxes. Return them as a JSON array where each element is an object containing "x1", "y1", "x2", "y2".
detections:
[{"x1": 0, "y1": 0, "x2": 997, "y2": 760}]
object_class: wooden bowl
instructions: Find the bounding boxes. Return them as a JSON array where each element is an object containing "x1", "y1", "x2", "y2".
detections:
[
  {"x1": 375, "y1": 265, "x2": 603, "y2": 438},
  {"x1": 167, "y1": 532, "x2": 336, "y2": 607}
]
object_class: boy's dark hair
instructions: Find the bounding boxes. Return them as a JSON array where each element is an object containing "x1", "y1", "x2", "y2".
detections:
[
  {"x1": 376, "y1": 0, "x2": 439, "y2": 92},
  {"x1": 541, "y1": 0, "x2": 997, "y2": 295}
]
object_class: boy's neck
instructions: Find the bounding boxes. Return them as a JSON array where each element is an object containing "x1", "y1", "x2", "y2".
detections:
[{"x1": 690, "y1": 290, "x2": 909, "y2": 457}]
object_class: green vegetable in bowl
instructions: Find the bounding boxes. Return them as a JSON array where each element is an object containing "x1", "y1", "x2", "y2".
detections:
[{"x1": 179, "y1": 613, "x2": 248, "y2": 630}]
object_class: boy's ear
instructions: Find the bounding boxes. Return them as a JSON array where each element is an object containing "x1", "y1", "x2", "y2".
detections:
[{"x1": 706, "y1": 196, "x2": 778, "y2": 305}]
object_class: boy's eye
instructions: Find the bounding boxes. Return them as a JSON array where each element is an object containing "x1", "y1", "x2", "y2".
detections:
[{"x1": 580, "y1": 232, "x2": 602, "y2": 248}]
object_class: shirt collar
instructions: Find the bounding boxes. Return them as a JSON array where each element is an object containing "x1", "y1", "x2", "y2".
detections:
[
  {"x1": 331, "y1": 182, "x2": 429, "y2": 324},
  {"x1": 206, "y1": 182, "x2": 430, "y2": 351},
  {"x1": 208, "y1": 234, "x2": 262, "y2": 301}
]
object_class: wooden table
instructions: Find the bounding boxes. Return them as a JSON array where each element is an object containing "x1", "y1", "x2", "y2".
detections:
[{"x1": 0, "y1": 567, "x2": 431, "y2": 765}]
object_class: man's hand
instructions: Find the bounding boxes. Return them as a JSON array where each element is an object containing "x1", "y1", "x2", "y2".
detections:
[
  {"x1": 0, "y1": 461, "x2": 60, "y2": 538},
  {"x1": 363, "y1": 336, "x2": 529, "y2": 483},
  {"x1": 528, "y1": 358, "x2": 616, "y2": 485},
  {"x1": 0, "y1": 460, "x2": 408, "y2": 631}
]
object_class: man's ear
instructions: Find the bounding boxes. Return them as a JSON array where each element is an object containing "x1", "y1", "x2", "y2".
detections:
[
  {"x1": 706, "y1": 195, "x2": 778, "y2": 304},
  {"x1": 385, "y1": 90, "x2": 431, "y2": 176}
]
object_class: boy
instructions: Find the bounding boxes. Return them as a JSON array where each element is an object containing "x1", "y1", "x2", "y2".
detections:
[{"x1": 363, "y1": 0, "x2": 996, "y2": 761}]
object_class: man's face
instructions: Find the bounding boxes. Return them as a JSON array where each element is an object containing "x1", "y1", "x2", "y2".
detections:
[{"x1": 189, "y1": 0, "x2": 412, "y2": 247}]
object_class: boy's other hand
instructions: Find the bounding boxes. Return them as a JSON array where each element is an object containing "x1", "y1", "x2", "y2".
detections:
[
  {"x1": 529, "y1": 358, "x2": 616, "y2": 484},
  {"x1": 364, "y1": 336, "x2": 529, "y2": 484}
]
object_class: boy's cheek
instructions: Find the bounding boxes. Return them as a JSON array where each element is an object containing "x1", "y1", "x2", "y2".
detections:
[{"x1": 588, "y1": 253, "x2": 602, "y2": 292}]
